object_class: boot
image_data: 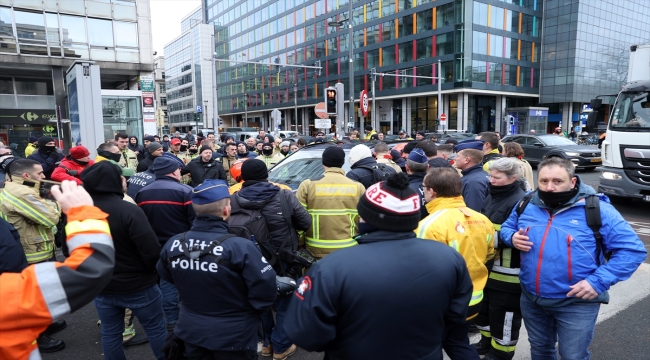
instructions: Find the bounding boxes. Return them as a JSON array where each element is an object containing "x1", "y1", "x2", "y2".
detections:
[
  {"x1": 43, "y1": 320, "x2": 67, "y2": 335},
  {"x1": 37, "y1": 334, "x2": 65, "y2": 353},
  {"x1": 471, "y1": 336, "x2": 491, "y2": 356}
]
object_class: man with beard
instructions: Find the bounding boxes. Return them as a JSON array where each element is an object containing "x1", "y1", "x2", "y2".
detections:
[
  {"x1": 236, "y1": 141, "x2": 257, "y2": 159},
  {"x1": 255, "y1": 142, "x2": 284, "y2": 169},
  {"x1": 27, "y1": 136, "x2": 64, "y2": 180},
  {"x1": 51, "y1": 146, "x2": 94, "y2": 185},
  {"x1": 220, "y1": 143, "x2": 239, "y2": 185},
  {"x1": 114, "y1": 133, "x2": 139, "y2": 171},
  {"x1": 182, "y1": 145, "x2": 228, "y2": 187}
]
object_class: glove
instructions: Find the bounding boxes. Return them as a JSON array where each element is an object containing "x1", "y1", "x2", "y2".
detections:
[{"x1": 49, "y1": 151, "x2": 60, "y2": 161}]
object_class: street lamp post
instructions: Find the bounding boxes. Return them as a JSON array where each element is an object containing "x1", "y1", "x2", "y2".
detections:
[
  {"x1": 293, "y1": 83, "x2": 298, "y2": 132},
  {"x1": 328, "y1": 0, "x2": 354, "y2": 138},
  {"x1": 204, "y1": 100, "x2": 209, "y2": 130}
]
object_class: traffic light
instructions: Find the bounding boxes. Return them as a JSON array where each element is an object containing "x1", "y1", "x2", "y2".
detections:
[{"x1": 325, "y1": 87, "x2": 337, "y2": 115}]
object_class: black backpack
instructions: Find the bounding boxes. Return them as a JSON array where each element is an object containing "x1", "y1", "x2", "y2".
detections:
[
  {"x1": 515, "y1": 193, "x2": 610, "y2": 263},
  {"x1": 357, "y1": 163, "x2": 396, "y2": 186}
]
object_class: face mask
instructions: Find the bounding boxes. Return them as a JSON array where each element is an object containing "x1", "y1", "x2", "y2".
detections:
[
  {"x1": 98, "y1": 149, "x2": 121, "y2": 162},
  {"x1": 189, "y1": 148, "x2": 198, "y2": 154},
  {"x1": 537, "y1": 187, "x2": 578, "y2": 208},
  {"x1": 180, "y1": 145, "x2": 188, "y2": 152},
  {"x1": 262, "y1": 148, "x2": 273, "y2": 156},
  {"x1": 42, "y1": 145, "x2": 56, "y2": 155}
]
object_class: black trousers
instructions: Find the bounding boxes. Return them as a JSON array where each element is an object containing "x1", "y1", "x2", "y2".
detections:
[
  {"x1": 474, "y1": 288, "x2": 523, "y2": 360},
  {"x1": 443, "y1": 319, "x2": 481, "y2": 360},
  {"x1": 184, "y1": 343, "x2": 257, "y2": 360}
]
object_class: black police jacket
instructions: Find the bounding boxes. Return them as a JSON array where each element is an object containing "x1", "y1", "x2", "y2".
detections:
[
  {"x1": 157, "y1": 216, "x2": 276, "y2": 351},
  {"x1": 284, "y1": 230, "x2": 472, "y2": 360}
]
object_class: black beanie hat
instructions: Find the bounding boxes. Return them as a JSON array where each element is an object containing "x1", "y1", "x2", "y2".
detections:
[
  {"x1": 357, "y1": 172, "x2": 421, "y2": 232},
  {"x1": 38, "y1": 136, "x2": 55, "y2": 148},
  {"x1": 321, "y1": 146, "x2": 345, "y2": 168},
  {"x1": 200, "y1": 145, "x2": 213, "y2": 154},
  {"x1": 241, "y1": 159, "x2": 268, "y2": 181},
  {"x1": 365, "y1": 125, "x2": 373, "y2": 131}
]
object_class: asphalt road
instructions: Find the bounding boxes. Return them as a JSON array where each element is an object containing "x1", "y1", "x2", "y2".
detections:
[{"x1": 42, "y1": 169, "x2": 650, "y2": 360}]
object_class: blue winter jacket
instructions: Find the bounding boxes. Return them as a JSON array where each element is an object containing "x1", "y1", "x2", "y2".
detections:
[
  {"x1": 501, "y1": 178, "x2": 646, "y2": 300},
  {"x1": 460, "y1": 164, "x2": 489, "y2": 212}
]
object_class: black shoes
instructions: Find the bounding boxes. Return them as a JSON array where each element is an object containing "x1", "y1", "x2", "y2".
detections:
[
  {"x1": 43, "y1": 320, "x2": 67, "y2": 335},
  {"x1": 37, "y1": 334, "x2": 65, "y2": 353}
]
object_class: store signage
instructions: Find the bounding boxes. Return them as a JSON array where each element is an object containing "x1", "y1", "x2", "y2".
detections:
[{"x1": 0, "y1": 109, "x2": 57, "y2": 125}]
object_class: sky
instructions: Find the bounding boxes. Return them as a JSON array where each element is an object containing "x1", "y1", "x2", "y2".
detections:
[{"x1": 150, "y1": 0, "x2": 201, "y2": 56}]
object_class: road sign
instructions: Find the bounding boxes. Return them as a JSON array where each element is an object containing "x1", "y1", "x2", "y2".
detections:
[
  {"x1": 196, "y1": 105, "x2": 203, "y2": 113},
  {"x1": 314, "y1": 102, "x2": 329, "y2": 119},
  {"x1": 440, "y1": 113, "x2": 447, "y2": 121},
  {"x1": 315, "y1": 119, "x2": 331, "y2": 129},
  {"x1": 360, "y1": 90, "x2": 369, "y2": 116}
]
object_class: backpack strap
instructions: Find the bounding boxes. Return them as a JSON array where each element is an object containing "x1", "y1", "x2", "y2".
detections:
[
  {"x1": 515, "y1": 192, "x2": 534, "y2": 217},
  {"x1": 585, "y1": 195, "x2": 609, "y2": 263}
]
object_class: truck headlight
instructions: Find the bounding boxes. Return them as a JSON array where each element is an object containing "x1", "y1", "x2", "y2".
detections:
[
  {"x1": 564, "y1": 151, "x2": 580, "y2": 157},
  {"x1": 601, "y1": 171, "x2": 623, "y2": 180}
]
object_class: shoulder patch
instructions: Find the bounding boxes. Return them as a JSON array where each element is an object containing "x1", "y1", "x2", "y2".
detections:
[{"x1": 295, "y1": 276, "x2": 312, "y2": 300}]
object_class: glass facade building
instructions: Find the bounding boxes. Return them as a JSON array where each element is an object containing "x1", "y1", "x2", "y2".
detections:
[
  {"x1": 0, "y1": 0, "x2": 153, "y2": 153},
  {"x1": 164, "y1": 7, "x2": 216, "y2": 132},
  {"x1": 205, "y1": 0, "x2": 542, "y2": 134}
]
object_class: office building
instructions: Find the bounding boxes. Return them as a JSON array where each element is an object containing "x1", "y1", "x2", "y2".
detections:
[
  {"x1": 154, "y1": 55, "x2": 168, "y2": 132},
  {"x1": 0, "y1": 0, "x2": 154, "y2": 149},
  {"x1": 204, "y1": 0, "x2": 650, "y2": 135},
  {"x1": 164, "y1": 7, "x2": 217, "y2": 133}
]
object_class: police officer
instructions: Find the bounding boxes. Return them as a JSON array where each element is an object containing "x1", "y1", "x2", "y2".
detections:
[{"x1": 157, "y1": 179, "x2": 276, "y2": 359}]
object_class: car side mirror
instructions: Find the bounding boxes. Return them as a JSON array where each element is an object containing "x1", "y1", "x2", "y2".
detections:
[{"x1": 533, "y1": 142, "x2": 544, "y2": 147}]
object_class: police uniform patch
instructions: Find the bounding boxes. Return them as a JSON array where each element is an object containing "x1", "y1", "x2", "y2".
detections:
[{"x1": 295, "y1": 276, "x2": 312, "y2": 300}]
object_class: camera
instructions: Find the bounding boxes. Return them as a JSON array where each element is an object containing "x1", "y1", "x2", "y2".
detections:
[{"x1": 21, "y1": 179, "x2": 60, "y2": 200}]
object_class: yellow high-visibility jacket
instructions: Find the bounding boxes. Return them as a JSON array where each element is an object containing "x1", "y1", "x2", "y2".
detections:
[
  {"x1": 415, "y1": 196, "x2": 495, "y2": 319},
  {"x1": 296, "y1": 168, "x2": 365, "y2": 258}
]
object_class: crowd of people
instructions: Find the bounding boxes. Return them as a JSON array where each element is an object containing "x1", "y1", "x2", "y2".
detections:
[{"x1": 0, "y1": 128, "x2": 645, "y2": 360}]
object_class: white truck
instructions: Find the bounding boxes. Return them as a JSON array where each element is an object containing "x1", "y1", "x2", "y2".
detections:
[{"x1": 589, "y1": 44, "x2": 650, "y2": 202}]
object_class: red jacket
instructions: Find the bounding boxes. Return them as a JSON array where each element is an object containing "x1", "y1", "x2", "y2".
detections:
[{"x1": 51, "y1": 157, "x2": 94, "y2": 185}]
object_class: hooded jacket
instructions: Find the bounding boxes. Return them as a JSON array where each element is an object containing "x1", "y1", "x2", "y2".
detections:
[
  {"x1": 460, "y1": 164, "x2": 490, "y2": 212},
  {"x1": 51, "y1": 156, "x2": 95, "y2": 185},
  {"x1": 284, "y1": 230, "x2": 472, "y2": 360},
  {"x1": 500, "y1": 178, "x2": 647, "y2": 302},
  {"x1": 0, "y1": 218, "x2": 28, "y2": 274},
  {"x1": 135, "y1": 176, "x2": 196, "y2": 246},
  {"x1": 81, "y1": 162, "x2": 161, "y2": 294},
  {"x1": 415, "y1": 196, "x2": 496, "y2": 319},
  {"x1": 0, "y1": 180, "x2": 61, "y2": 264},
  {"x1": 128, "y1": 137, "x2": 145, "y2": 161},
  {"x1": 233, "y1": 181, "x2": 311, "y2": 251},
  {"x1": 181, "y1": 156, "x2": 227, "y2": 187},
  {"x1": 346, "y1": 156, "x2": 396, "y2": 189},
  {"x1": 235, "y1": 142, "x2": 257, "y2": 159}
]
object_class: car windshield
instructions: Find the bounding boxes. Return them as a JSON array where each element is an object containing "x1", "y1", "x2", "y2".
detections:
[
  {"x1": 539, "y1": 135, "x2": 576, "y2": 146},
  {"x1": 609, "y1": 92, "x2": 650, "y2": 130},
  {"x1": 268, "y1": 148, "x2": 351, "y2": 190}
]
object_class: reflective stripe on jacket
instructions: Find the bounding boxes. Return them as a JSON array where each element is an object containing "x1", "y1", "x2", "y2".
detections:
[
  {"x1": 296, "y1": 168, "x2": 365, "y2": 258},
  {"x1": 0, "y1": 182, "x2": 61, "y2": 264},
  {"x1": 415, "y1": 196, "x2": 495, "y2": 319},
  {"x1": 0, "y1": 205, "x2": 114, "y2": 360}
]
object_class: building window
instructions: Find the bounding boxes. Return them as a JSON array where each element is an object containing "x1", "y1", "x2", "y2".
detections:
[
  {"x1": 160, "y1": 97, "x2": 167, "y2": 106},
  {"x1": 159, "y1": 83, "x2": 166, "y2": 93}
]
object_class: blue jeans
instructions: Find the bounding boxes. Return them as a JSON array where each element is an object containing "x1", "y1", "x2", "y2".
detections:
[
  {"x1": 159, "y1": 278, "x2": 179, "y2": 327},
  {"x1": 272, "y1": 295, "x2": 293, "y2": 353},
  {"x1": 94, "y1": 285, "x2": 167, "y2": 360},
  {"x1": 520, "y1": 294, "x2": 600, "y2": 360}
]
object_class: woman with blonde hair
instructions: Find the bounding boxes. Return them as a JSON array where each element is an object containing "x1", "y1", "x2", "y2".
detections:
[{"x1": 501, "y1": 142, "x2": 534, "y2": 190}]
